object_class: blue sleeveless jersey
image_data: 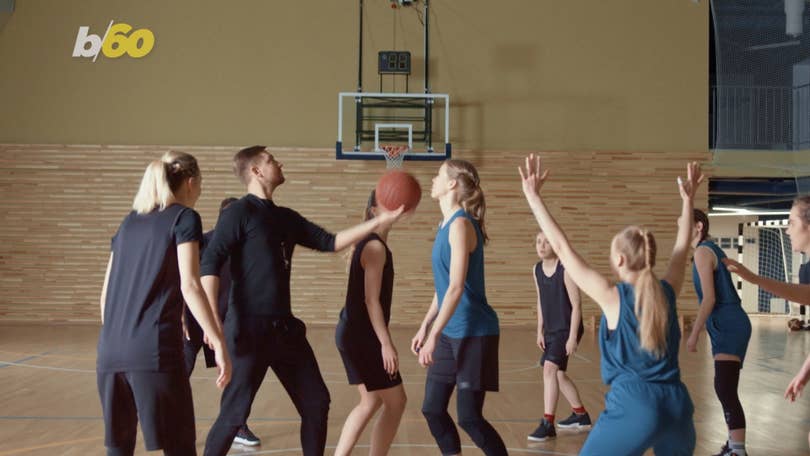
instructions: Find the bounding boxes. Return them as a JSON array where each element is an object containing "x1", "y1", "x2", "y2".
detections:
[
  {"x1": 692, "y1": 241, "x2": 741, "y2": 308},
  {"x1": 599, "y1": 281, "x2": 682, "y2": 385},
  {"x1": 692, "y1": 240, "x2": 751, "y2": 361},
  {"x1": 431, "y1": 209, "x2": 499, "y2": 338}
]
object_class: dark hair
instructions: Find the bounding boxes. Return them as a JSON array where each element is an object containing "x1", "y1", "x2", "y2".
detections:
[
  {"x1": 364, "y1": 190, "x2": 377, "y2": 221},
  {"x1": 219, "y1": 197, "x2": 238, "y2": 213},
  {"x1": 693, "y1": 209, "x2": 710, "y2": 243},
  {"x1": 232, "y1": 145, "x2": 267, "y2": 185},
  {"x1": 794, "y1": 195, "x2": 810, "y2": 225}
]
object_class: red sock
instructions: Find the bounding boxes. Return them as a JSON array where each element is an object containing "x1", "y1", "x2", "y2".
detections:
[
  {"x1": 572, "y1": 406, "x2": 587, "y2": 415},
  {"x1": 544, "y1": 414, "x2": 555, "y2": 424}
]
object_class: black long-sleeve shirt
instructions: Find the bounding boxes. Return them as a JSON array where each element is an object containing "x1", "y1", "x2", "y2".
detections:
[{"x1": 200, "y1": 194, "x2": 336, "y2": 317}]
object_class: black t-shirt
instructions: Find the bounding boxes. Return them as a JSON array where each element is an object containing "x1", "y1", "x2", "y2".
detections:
[
  {"x1": 535, "y1": 260, "x2": 582, "y2": 335},
  {"x1": 800, "y1": 262, "x2": 809, "y2": 285},
  {"x1": 97, "y1": 204, "x2": 203, "y2": 372},
  {"x1": 200, "y1": 194, "x2": 336, "y2": 317},
  {"x1": 337, "y1": 233, "x2": 394, "y2": 346}
]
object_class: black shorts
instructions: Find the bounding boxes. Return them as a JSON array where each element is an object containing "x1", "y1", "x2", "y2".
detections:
[
  {"x1": 97, "y1": 369, "x2": 195, "y2": 451},
  {"x1": 336, "y1": 321, "x2": 402, "y2": 392},
  {"x1": 541, "y1": 328, "x2": 583, "y2": 372},
  {"x1": 426, "y1": 333, "x2": 499, "y2": 392}
]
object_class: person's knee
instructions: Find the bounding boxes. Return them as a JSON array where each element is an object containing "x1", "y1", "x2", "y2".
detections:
[
  {"x1": 382, "y1": 390, "x2": 407, "y2": 413},
  {"x1": 543, "y1": 361, "x2": 559, "y2": 380}
]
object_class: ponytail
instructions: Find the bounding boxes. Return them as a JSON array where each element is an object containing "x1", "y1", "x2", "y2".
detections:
[
  {"x1": 693, "y1": 209, "x2": 710, "y2": 243},
  {"x1": 132, "y1": 151, "x2": 200, "y2": 214},
  {"x1": 444, "y1": 159, "x2": 489, "y2": 243},
  {"x1": 615, "y1": 226, "x2": 669, "y2": 358},
  {"x1": 635, "y1": 230, "x2": 668, "y2": 358},
  {"x1": 346, "y1": 190, "x2": 377, "y2": 269}
]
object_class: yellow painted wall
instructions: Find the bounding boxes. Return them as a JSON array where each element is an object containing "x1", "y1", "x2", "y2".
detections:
[
  {"x1": 0, "y1": 1, "x2": 713, "y2": 324},
  {"x1": 0, "y1": 0, "x2": 707, "y2": 151}
]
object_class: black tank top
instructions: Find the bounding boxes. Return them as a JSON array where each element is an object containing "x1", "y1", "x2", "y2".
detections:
[
  {"x1": 535, "y1": 260, "x2": 582, "y2": 335},
  {"x1": 338, "y1": 233, "x2": 394, "y2": 343}
]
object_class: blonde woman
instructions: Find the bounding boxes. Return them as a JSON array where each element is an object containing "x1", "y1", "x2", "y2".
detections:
[
  {"x1": 519, "y1": 154, "x2": 702, "y2": 455},
  {"x1": 97, "y1": 151, "x2": 230, "y2": 456}
]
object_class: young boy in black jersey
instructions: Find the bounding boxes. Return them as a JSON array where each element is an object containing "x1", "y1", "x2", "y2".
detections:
[{"x1": 529, "y1": 231, "x2": 591, "y2": 441}]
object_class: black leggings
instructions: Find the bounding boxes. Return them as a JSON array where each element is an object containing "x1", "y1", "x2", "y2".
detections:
[
  {"x1": 421, "y1": 380, "x2": 507, "y2": 456},
  {"x1": 714, "y1": 360, "x2": 746, "y2": 430}
]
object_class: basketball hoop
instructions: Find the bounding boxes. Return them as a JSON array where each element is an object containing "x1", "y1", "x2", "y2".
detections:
[{"x1": 381, "y1": 145, "x2": 408, "y2": 169}]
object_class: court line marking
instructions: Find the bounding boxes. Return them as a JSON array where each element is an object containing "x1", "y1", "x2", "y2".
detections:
[
  {"x1": 224, "y1": 443, "x2": 578, "y2": 455},
  {"x1": 0, "y1": 436, "x2": 103, "y2": 456}
]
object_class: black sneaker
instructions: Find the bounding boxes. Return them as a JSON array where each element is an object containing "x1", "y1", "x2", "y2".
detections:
[
  {"x1": 233, "y1": 425, "x2": 261, "y2": 446},
  {"x1": 527, "y1": 418, "x2": 556, "y2": 441},
  {"x1": 712, "y1": 441, "x2": 733, "y2": 456},
  {"x1": 556, "y1": 412, "x2": 592, "y2": 429}
]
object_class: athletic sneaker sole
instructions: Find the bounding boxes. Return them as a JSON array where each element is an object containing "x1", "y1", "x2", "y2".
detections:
[
  {"x1": 233, "y1": 437, "x2": 261, "y2": 446},
  {"x1": 527, "y1": 435, "x2": 556, "y2": 442},
  {"x1": 556, "y1": 423, "x2": 592, "y2": 430}
]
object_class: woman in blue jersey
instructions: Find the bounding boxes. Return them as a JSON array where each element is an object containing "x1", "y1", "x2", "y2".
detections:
[
  {"x1": 411, "y1": 159, "x2": 507, "y2": 456},
  {"x1": 687, "y1": 209, "x2": 751, "y2": 456},
  {"x1": 97, "y1": 151, "x2": 231, "y2": 456},
  {"x1": 723, "y1": 196, "x2": 810, "y2": 449},
  {"x1": 519, "y1": 154, "x2": 703, "y2": 456}
]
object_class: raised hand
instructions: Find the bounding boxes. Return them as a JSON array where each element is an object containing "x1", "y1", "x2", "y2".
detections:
[
  {"x1": 678, "y1": 161, "x2": 704, "y2": 202},
  {"x1": 518, "y1": 153, "x2": 550, "y2": 199}
]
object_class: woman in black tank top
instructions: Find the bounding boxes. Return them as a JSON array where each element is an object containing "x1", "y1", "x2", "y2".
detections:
[{"x1": 334, "y1": 191, "x2": 407, "y2": 456}]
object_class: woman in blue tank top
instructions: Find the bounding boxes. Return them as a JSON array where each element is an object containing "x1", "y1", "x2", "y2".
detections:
[
  {"x1": 723, "y1": 196, "x2": 810, "y2": 450},
  {"x1": 687, "y1": 209, "x2": 751, "y2": 456},
  {"x1": 520, "y1": 154, "x2": 703, "y2": 456},
  {"x1": 411, "y1": 159, "x2": 506, "y2": 456}
]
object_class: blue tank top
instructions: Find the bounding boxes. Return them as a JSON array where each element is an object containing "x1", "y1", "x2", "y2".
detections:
[
  {"x1": 431, "y1": 209, "x2": 499, "y2": 338},
  {"x1": 692, "y1": 241, "x2": 741, "y2": 309},
  {"x1": 599, "y1": 280, "x2": 682, "y2": 385}
]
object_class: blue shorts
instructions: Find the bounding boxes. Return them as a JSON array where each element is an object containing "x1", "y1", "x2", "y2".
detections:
[
  {"x1": 580, "y1": 381, "x2": 695, "y2": 456},
  {"x1": 707, "y1": 305, "x2": 751, "y2": 365}
]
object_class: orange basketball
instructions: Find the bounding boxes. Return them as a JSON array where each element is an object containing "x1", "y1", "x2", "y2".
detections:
[{"x1": 375, "y1": 170, "x2": 422, "y2": 212}]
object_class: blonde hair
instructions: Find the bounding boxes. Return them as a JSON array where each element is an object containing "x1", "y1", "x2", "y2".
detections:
[
  {"x1": 614, "y1": 226, "x2": 668, "y2": 358},
  {"x1": 444, "y1": 159, "x2": 489, "y2": 243},
  {"x1": 132, "y1": 151, "x2": 200, "y2": 214}
]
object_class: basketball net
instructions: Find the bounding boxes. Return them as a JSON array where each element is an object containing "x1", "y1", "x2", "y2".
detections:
[{"x1": 381, "y1": 145, "x2": 408, "y2": 169}]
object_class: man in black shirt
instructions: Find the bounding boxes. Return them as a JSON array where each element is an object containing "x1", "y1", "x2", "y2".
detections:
[{"x1": 201, "y1": 146, "x2": 404, "y2": 456}]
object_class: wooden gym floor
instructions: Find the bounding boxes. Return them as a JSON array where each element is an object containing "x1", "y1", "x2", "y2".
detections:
[{"x1": 1, "y1": 316, "x2": 809, "y2": 455}]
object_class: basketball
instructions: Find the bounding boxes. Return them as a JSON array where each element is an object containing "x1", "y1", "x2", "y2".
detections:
[{"x1": 375, "y1": 170, "x2": 422, "y2": 212}]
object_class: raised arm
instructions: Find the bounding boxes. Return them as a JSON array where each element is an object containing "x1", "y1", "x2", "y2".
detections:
[
  {"x1": 662, "y1": 162, "x2": 704, "y2": 295},
  {"x1": 333, "y1": 206, "x2": 406, "y2": 252},
  {"x1": 519, "y1": 154, "x2": 619, "y2": 325},
  {"x1": 418, "y1": 217, "x2": 472, "y2": 367},
  {"x1": 723, "y1": 258, "x2": 810, "y2": 305}
]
